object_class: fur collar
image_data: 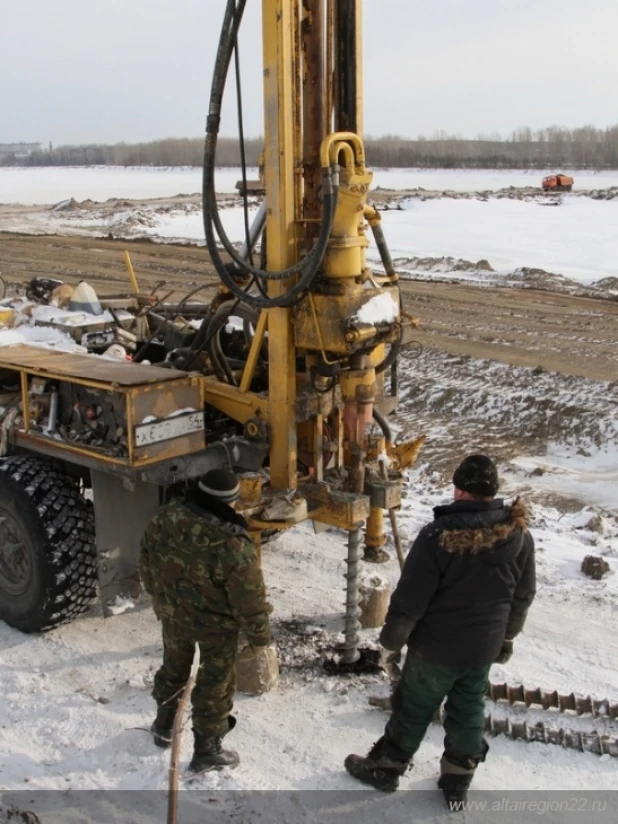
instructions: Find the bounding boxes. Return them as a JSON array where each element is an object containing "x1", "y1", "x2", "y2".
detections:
[{"x1": 439, "y1": 498, "x2": 529, "y2": 555}]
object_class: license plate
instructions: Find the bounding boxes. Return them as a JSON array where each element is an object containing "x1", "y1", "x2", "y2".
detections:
[{"x1": 134, "y1": 411, "x2": 204, "y2": 447}]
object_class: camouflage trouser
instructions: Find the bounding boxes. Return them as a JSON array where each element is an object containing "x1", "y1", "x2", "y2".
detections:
[
  {"x1": 386, "y1": 650, "x2": 490, "y2": 763},
  {"x1": 152, "y1": 621, "x2": 238, "y2": 738}
]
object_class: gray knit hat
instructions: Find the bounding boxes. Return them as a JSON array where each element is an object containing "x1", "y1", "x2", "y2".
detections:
[
  {"x1": 452, "y1": 454, "x2": 499, "y2": 498},
  {"x1": 198, "y1": 468, "x2": 240, "y2": 503}
]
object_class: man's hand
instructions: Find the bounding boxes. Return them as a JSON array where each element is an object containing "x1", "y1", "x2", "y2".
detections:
[
  {"x1": 379, "y1": 648, "x2": 402, "y2": 683},
  {"x1": 379, "y1": 616, "x2": 417, "y2": 652},
  {"x1": 495, "y1": 638, "x2": 514, "y2": 664}
]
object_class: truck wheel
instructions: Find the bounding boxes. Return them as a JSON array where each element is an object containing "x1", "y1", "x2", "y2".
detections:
[{"x1": 0, "y1": 455, "x2": 97, "y2": 633}]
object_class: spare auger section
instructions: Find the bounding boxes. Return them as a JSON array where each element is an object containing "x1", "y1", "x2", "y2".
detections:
[{"x1": 196, "y1": 0, "x2": 422, "y2": 665}]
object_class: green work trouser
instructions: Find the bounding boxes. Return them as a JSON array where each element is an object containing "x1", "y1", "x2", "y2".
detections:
[
  {"x1": 386, "y1": 649, "x2": 490, "y2": 761},
  {"x1": 152, "y1": 620, "x2": 238, "y2": 738}
]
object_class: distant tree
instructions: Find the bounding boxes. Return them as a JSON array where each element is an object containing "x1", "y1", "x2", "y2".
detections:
[{"x1": 5, "y1": 126, "x2": 618, "y2": 170}]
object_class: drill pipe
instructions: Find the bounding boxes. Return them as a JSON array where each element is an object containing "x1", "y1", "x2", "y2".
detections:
[
  {"x1": 342, "y1": 527, "x2": 362, "y2": 664},
  {"x1": 367, "y1": 697, "x2": 618, "y2": 758},
  {"x1": 488, "y1": 682, "x2": 618, "y2": 720},
  {"x1": 484, "y1": 713, "x2": 618, "y2": 758}
]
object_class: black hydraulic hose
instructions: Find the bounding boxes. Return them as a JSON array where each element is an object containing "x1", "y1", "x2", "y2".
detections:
[
  {"x1": 202, "y1": 0, "x2": 338, "y2": 308},
  {"x1": 375, "y1": 288, "x2": 404, "y2": 375},
  {"x1": 207, "y1": 336, "x2": 228, "y2": 382},
  {"x1": 233, "y1": 12, "x2": 253, "y2": 268},
  {"x1": 205, "y1": 182, "x2": 337, "y2": 309},
  {"x1": 371, "y1": 221, "x2": 396, "y2": 277},
  {"x1": 200, "y1": 299, "x2": 259, "y2": 385},
  {"x1": 210, "y1": 332, "x2": 237, "y2": 386},
  {"x1": 375, "y1": 338, "x2": 402, "y2": 375},
  {"x1": 391, "y1": 356, "x2": 399, "y2": 397},
  {"x1": 205, "y1": 164, "x2": 336, "y2": 283},
  {"x1": 372, "y1": 407, "x2": 393, "y2": 444}
]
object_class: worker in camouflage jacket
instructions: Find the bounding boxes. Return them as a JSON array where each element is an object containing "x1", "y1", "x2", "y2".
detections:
[
  {"x1": 346, "y1": 455, "x2": 536, "y2": 807},
  {"x1": 139, "y1": 467, "x2": 271, "y2": 773}
]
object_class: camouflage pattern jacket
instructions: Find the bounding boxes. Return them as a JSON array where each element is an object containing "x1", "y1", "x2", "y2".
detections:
[{"x1": 139, "y1": 488, "x2": 271, "y2": 645}]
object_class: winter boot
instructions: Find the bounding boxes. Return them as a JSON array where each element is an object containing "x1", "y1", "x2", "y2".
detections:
[
  {"x1": 438, "y1": 771, "x2": 474, "y2": 811},
  {"x1": 438, "y1": 743, "x2": 488, "y2": 811},
  {"x1": 189, "y1": 731, "x2": 240, "y2": 773},
  {"x1": 150, "y1": 705, "x2": 177, "y2": 749},
  {"x1": 345, "y1": 736, "x2": 411, "y2": 792}
]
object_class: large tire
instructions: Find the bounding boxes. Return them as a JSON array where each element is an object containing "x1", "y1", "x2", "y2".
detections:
[{"x1": 0, "y1": 455, "x2": 97, "y2": 632}]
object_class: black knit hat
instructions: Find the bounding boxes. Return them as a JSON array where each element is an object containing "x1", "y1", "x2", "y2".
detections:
[
  {"x1": 452, "y1": 454, "x2": 499, "y2": 498},
  {"x1": 198, "y1": 468, "x2": 240, "y2": 503}
]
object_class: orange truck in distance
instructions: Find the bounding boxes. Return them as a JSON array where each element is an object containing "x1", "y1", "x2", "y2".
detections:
[{"x1": 542, "y1": 173, "x2": 574, "y2": 192}]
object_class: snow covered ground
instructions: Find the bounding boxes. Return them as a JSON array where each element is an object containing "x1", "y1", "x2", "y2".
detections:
[
  {"x1": 2, "y1": 166, "x2": 618, "y2": 207},
  {"x1": 3, "y1": 166, "x2": 618, "y2": 291},
  {"x1": 0, "y1": 166, "x2": 252, "y2": 205},
  {"x1": 136, "y1": 196, "x2": 618, "y2": 288},
  {"x1": 1, "y1": 167, "x2": 617, "y2": 818}
]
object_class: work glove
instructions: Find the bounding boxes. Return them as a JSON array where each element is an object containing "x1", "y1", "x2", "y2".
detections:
[
  {"x1": 379, "y1": 647, "x2": 402, "y2": 683},
  {"x1": 494, "y1": 639, "x2": 514, "y2": 664},
  {"x1": 379, "y1": 617, "x2": 417, "y2": 652}
]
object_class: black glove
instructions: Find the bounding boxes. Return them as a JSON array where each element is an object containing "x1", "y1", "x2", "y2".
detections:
[
  {"x1": 495, "y1": 639, "x2": 514, "y2": 664},
  {"x1": 379, "y1": 617, "x2": 417, "y2": 652}
]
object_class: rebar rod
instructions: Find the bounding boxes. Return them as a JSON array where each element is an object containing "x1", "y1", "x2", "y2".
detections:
[{"x1": 342, "y1": 527, "x2": 362, "y2": 664}]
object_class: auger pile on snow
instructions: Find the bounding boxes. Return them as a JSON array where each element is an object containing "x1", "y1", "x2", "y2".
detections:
[{"x1": 369, "y1": 678, "x2": 618, "y2": 758}]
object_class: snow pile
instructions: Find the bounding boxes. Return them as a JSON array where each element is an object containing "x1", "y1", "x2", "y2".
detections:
[
  {"x1": 0, "y1": 324, "x2": 85, "y2": 353},
  {"x1": 354, "y1": 293, "x2": 399, "y2": 324}
]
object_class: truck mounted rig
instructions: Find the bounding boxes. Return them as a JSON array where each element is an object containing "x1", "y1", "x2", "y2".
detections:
[{"x1": 0, "y1": 0, "x2": 421, "y2": 666}]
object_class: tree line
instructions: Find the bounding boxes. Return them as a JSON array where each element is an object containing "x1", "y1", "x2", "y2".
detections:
[{"x1": 3, "y1": 126, "x2": 618, "y2": 169}]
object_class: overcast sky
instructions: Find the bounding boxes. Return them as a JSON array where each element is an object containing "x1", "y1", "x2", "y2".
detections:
[{"x1": 2, "y1": 0, "x2": 617, "y2": 146}]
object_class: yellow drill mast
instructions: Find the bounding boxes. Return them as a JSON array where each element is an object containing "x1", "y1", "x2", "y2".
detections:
[{"x1": 202, "y1": 0, "x2": 422, "y2": 663}]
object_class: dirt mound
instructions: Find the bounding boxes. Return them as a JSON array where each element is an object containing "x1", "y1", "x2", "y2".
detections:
[
  {"x1": 392, "y1": 348, "x2": 618, "y2": 475},
  {"x1": 372, "y1": 187, "x2": 618, "y2": 208},
  {"x1": 394, "y1": 255, "x2": 495, "y2": 274},
  {"x1": 51, "y1": 197, "x2": 82, "y2": 212},
  {"x1": 593, "y1": 276, "x2": 618, "y2": 293}
]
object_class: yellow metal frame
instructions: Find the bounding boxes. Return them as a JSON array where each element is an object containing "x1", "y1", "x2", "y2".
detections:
[
  {"x1": 11, "y1": 359, "x2": 204, "y2": 469},
  {"x1": 263, "y1": 0, "x2": 300, "y2": 491}
]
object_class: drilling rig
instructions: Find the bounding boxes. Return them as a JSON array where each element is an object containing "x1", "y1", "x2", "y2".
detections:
[
  {"x1": 195, "y1": 0, "x2": 422, "y2": 663},
  {"x1": 0, "y1": 0, "x2": 421, "y2": 664}
]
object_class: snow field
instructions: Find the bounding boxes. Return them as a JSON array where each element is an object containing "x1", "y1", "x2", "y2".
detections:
[{"x1": 1, "y1": 165, "x2": 617, "y2": 807}]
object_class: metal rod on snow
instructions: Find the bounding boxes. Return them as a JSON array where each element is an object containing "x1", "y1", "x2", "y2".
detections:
[{"x1": 379, "y1": 459, "x2": 405, "y2": 571}]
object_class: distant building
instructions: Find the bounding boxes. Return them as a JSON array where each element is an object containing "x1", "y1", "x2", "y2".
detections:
[{"x1": 0, "y1": 142, "x2": 44, "y2": 159}]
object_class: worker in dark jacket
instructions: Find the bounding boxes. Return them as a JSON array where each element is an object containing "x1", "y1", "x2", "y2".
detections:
[
  {"x1": 139, "y1": 468, "x2": 271, "y2": 773},
  {"x1": 345, "y1": 454, "x2": 536, "y2": 806}
]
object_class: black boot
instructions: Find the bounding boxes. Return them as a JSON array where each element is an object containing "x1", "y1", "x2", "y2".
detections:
[
  {"x1": 150, "y1": 705, "x2": 176, "y2": 749},
  {"x1": 438, "y1": 742, "x2": 488, "y2": 811},
  {"x1": 189, "y1": 730, "x2": 239, "y2": 773},
  {"x1": 345, "y1": 736, "x2": 411, "y2": 792},
  {"x1": 438, "y1": 772, "x2": 474, "y2": 811}
]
